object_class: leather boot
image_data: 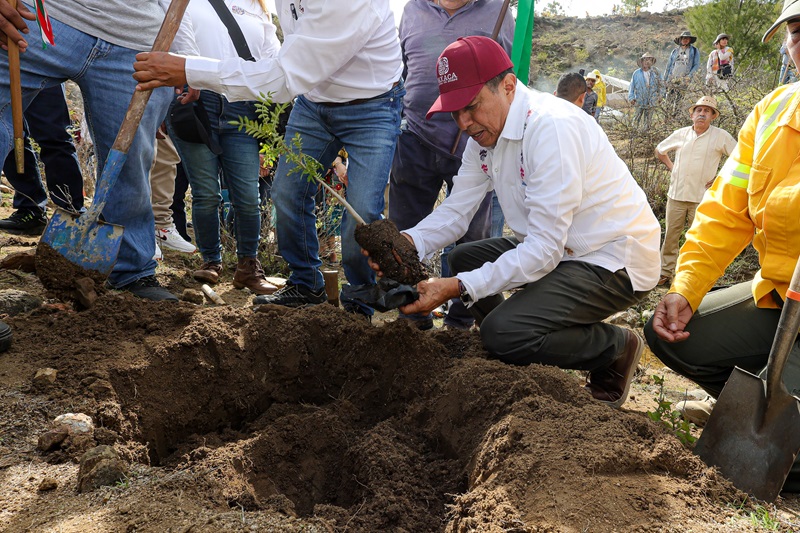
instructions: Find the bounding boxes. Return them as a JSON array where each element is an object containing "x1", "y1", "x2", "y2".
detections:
[
  {"x1": 193, "y1": 262, "x2": 223, "y2": 284},
  {"x1": 233, "y1": 257, "x2": 278, "y2": 295}
]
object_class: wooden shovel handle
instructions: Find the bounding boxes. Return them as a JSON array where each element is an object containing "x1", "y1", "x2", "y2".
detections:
[
  {"x1": 111, "y1": 0, "x2": 191, "y2": 154},
  {"x1": 7, "y1": 0, "x2": 24, "y2": 173}
]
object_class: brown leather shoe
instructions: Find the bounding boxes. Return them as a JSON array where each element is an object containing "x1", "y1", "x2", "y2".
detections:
[
  {"x1": 585, "y1": 329, "x2": 644, "y2": 409},
  {"x1": 656, "y1": 275, "x2": 671, "y2": 286},
  {"x1": 193, "y1": 262, "x2": 223, "y2": 284},
  {"x1": 232, "y1": 257, "x2": 278, "y2": 295}
]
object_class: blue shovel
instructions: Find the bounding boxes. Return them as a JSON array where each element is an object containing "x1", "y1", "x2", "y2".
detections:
[{"x1": 36, "y1": 0, "x2": 190, "y2": 281}]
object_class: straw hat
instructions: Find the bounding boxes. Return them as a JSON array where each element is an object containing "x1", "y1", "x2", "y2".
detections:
[
  {"x1": 674, "y1": 31, "x2": 697, "y2": 45},
  {"x1": 689, "y1": 95, "x2": 720, "y2": 118},
  {"x1": 636, "y1": 52, "x2": 656, "y2": 67},
  {"x1": 713, "y1": 33, "x2": 730, "y2": 46},
  {"x1": 763, "y1": 0, "x2": 800, "y2": 42}
]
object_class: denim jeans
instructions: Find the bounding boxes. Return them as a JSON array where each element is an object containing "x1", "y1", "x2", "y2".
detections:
[
  {"x1": 2, "y1": 84, "x2": 84, "y2": 213},
  {"x1": 272, "y1": 82, "x2": 404, "y2": 314},
  {"x1": 0, "y1": 17, "x2": 171, "y2": 287},
  {"x1": 169, "y1": 92, "x2": 261, "y2": 262}
]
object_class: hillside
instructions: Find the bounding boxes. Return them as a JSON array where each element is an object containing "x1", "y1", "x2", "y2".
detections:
[{"x1": 529, "y1": 11, "x2": 687, "y2": 92}]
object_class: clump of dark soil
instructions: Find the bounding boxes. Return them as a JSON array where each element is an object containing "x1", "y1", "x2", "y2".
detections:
[
  {"x1": 1, "y1": 294, "x2": 752, "y2": 531},
  {"x1": 34, "y1": 242, "x2": 107, "y2": 306},
  {"x1": 355, "y1": 219, "x2": 428, "y2": 285}
]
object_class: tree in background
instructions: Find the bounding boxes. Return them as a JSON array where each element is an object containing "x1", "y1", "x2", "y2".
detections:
[
  {"x1": 620, "y1": 0, "x2": 651, "y2": 15},
  {"x1": 685, "y1": 0, "x2": 781, "y2": 70},
  {"x1": 542, "y1": 1, "x2": 565, "y2": 16}
]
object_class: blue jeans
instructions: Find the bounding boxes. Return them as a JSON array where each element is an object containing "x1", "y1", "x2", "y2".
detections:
[
  {"x1": 169, "y1": 92, "x2": 261, "y2": 262},
  {"x1": 0, "y1": 17, "x2": 171, "y2": 287},
  {"x1": 2, "y1": 85, "x2": 84, "y2": 213},
  {"x1": 272, "y1": 82, "x2": 404, "y2": 314}
]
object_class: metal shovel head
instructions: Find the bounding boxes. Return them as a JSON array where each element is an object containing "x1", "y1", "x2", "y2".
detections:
[
  {"x1": 694, "y1": 366, "x2": 800, "y2": 501},
  {"x1": 40, "y1": 206, "x2": 124, "y2": 277}
]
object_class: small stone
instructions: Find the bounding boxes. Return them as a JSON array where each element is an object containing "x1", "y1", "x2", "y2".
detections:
[
  {"x1": 0, "y1": 289, "x2": 43, "y2": 316},
  {"x1": 32, "y1": 368, "x2": 58, "y2": 389},
  {"x1": 38, "y1": 477, "x2": 58, "y2": 491},
  {"x1": 77, "y1": 445, "x2": 129, "y2": 493},
  {"x1": 118, "y1": 504, "x2": 130, "y2": 514},
  {"x1": 37, "y1": 429, "x2": 69, "y2": 452},
  {"x1": 0, "y1": 251, "x2": 36, "y2": 272},
  {"x1": 181, "y1": 289, "x2": 205, "y2": 305},
  {"x1": 53, "y1": 413, "x2": 94, "y2": 434},
  {"x1": 73, "y1": 277, "x2": 98, "y2": 309}
]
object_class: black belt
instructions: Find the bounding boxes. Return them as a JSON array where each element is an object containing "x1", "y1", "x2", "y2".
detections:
[{"x1": 319, "y1": 81, "x2": 400, "y2": 107}]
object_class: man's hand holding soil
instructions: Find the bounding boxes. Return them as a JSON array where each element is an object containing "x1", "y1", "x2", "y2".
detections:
[
  {"x1": 0, "y1": 1, "x2": 34, "y2": 51},
  {"x1": 399, "y1": 277, "x2": 460, "y2": 316},
  {"x1": 133, "y1": 52, "x2": 188, "y2": 91}
]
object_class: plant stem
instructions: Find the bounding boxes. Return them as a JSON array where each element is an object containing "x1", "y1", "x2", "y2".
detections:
[{"x1": 314, "y1": 176, "x2": 366, "y2": 225}]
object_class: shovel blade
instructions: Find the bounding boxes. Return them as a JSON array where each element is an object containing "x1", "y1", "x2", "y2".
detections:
[
  {"x1": 694, "y1": 367, "x2": 800, "y2": 501},
  {"x1": 39, "y1": 207, "x2": 124, "y2": 277}
]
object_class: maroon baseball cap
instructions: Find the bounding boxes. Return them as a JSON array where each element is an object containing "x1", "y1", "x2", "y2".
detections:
[{"x1": 426, "y1": 36, "x2": 514, "y2": 120}]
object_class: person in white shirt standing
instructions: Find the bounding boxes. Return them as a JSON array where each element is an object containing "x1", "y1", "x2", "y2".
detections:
[
  {"x1": 367, "y1": 36, "x2": 661, "y2": 408},
  {"x1": 654, "y1": 95, "x2": 736, "y2": 286},
  {"x1": 133, "y1": 0, "x2": 404, "y2": 317}
]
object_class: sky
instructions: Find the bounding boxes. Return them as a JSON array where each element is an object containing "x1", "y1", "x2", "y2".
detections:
[{"x1": 388, "y1": 0, "x2": 670, "y2": 24}]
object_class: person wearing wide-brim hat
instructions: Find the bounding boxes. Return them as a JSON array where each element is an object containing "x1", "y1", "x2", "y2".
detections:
[
  {"x1": 707, "y1": 33, "x2": 734, "y2": 89},
  {"x1": 636, "y1": 52, "x2": 657, "y2": 68},
  {"x1": 653, "y1": 94, "x2": 735, "y2": 287},
  {"x1": 763, "y1": 0, "x2": 800, "y2": 42},
  {"x1": 629, "y1": 53, "x2": 661, "y2": 129},
  {"x1": 713, "y1": 33, "x2": 731, "y2": 46},
  {"x1": 645, "y1": 5, "x2": 800, "y2": 494},
  {"x1": 673, "y1": 30, "x2": 697, "y2": 45},
  {"x1": 664, "y1": 31, "x2": 701, "y2": 119}
]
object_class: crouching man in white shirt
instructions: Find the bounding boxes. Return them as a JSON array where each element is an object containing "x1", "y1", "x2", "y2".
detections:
[{"x1": 369, "y1": 37, "x2": 661, "y2": 408}]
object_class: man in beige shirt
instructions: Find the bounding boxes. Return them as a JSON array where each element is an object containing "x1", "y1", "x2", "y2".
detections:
[{"x1": 655, "y1": 95, "x2": 736, "y2": 285}]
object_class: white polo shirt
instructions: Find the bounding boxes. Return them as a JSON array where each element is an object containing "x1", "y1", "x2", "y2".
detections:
[
  {"x1": 183, "y1": 0, "x2": 402, "y2": 104},
  {"x1": 405, "y1": 82, "x2": 661, "y2": 303}
]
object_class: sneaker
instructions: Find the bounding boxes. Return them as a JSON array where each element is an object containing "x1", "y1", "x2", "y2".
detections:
[
  {"x1": 0, "y1": 209, "x2": 47, "y2": 236},
  {"x1": 153, "y1": 240, "x2": 163, "y2": 261},
  {"x1": 0, "y1": 320, "x2": 12, "y2": 353},
  {"x1": 156, "y1": 224, "x2": 196, "y2": 253},
  {"x1": 585, "y1": 329, "x2": 644, "y2": 409},
  {"x1": 676, "y1": 395, "x2": 716, "y2": 426},
  {"x1": 252, "y1": 282, "x2": 326, "y2": 308},
  {"x1": 193, "y1": 262, "x2": 223, "y2": 284},
  {"x1": 117, "y1": 275, "x2": 178, "y2": 302}
]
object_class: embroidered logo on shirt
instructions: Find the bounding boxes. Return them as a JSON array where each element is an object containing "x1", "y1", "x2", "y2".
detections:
[{"x1": 231, "y1": 4, "x2": 263, "y2": 18}]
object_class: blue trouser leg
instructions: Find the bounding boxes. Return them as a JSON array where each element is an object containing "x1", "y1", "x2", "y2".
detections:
[
  {"x1": 273, "y1": 83, "x2": 404, "y2": 314},
  {"x1": 0, "y1": 17, "x2": 170, "y2": 286}
]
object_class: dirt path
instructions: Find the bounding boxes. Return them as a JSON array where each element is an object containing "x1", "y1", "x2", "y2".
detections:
[{"x1": 1, "y1": 228, "x2": 799, "y2": 531}]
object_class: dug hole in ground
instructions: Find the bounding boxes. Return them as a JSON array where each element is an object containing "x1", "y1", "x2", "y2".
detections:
[{"x1": 1, "y1": 227, "x2": 799, "y2": 532}]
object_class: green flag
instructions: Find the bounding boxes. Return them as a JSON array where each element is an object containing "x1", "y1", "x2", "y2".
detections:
[{"x1": 512, "y1": 0, "x2": 535, "y2": 85}]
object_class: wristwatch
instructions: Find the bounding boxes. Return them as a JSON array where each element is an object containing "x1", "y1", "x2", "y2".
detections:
[{"x1": 457, "y1": 279, "x2": 472, "y2": 304}]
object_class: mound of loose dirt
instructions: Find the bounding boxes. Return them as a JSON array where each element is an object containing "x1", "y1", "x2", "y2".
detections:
[{"x1": 0, "y1": 293, "x2": 764, "y2": 532}]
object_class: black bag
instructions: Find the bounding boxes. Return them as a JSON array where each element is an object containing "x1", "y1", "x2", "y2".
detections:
[
  {"x1": 169, "y1": 0, "x2": 256, "y2": 153},
  {"x1": 169, "y1": 98, "x2": 223, "y2": 154},
  {"x1": 718, "y1": 62, "x2": 733, "y2": 79}
]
